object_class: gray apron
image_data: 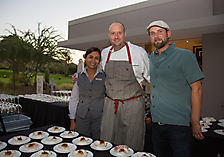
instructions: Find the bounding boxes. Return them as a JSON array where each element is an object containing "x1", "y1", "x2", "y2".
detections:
[{"x1": 100, "y1": 43, "x2": 145, "y2": 151}]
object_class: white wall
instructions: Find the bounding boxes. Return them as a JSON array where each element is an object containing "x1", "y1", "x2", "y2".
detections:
[{"x1": 201, "y1": 32, "x2": 224, "y2": 119}]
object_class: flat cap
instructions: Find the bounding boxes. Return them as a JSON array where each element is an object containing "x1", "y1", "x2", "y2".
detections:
[{"x1": 146, "y1": 20, "x2": 170, "y2": 30}]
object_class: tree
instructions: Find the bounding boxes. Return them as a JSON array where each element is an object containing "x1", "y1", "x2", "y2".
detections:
[
  {"x1": 0, "y1": 23, "x2": 73, "y2": 91},
  {"x1": 0, "y1": 25, "x2": 33, "y2": 91},
  {"x1": 23, "y1": 23, "x2": 64, "y2": 84},
  {"x1": 56, "y1": 48, "x2": 72, "y2": 76}
]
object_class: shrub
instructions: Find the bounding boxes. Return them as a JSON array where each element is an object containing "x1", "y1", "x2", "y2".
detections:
[
  {"x1": 8, "y1": 74, "x2": 19, "y2": 89},
  {"x1": 48, "y1": 62, "x2": 67, "y2": 75},
  {"x1": 57, "y1": 63, "x2": 66, "y2": 75},
  {"x1": 9, "y1": 74, "x2": 31, "y2": 86},
  {"x1": 58, "y1": 83, "x2": 73, "y2": 90},
  {"x1": 0, "y1": 61, "x2": 10, "y2": 69},
  {"x1": 19, "y1": 76, "x2": 32, "y2": 86},
  {"x1": 1, "y1": 90, "x2": 17, "y2": 95},
  {"x1": 68, "y1": 63, "x2": 77, "y2": 75},
  {"x1": 6, "y1": 82, "x2": 21, "y2": 89}
]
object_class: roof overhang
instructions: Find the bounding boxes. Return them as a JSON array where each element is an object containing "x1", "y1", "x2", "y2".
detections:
[{"x1": 58, "y1": 0, "x2": 224, "y2": 51}]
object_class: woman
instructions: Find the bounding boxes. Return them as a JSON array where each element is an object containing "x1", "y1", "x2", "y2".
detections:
[{"x1": 69, "y1": 47, "x2": 105, "y2": 139}]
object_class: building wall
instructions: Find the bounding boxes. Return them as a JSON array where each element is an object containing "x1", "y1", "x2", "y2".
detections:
[
  {"x1": 213, "y1": 0, "x2": 224, "y2": 15},
  {"x1": 202, "y1": 32, "x2": 224, "y2": 119}
]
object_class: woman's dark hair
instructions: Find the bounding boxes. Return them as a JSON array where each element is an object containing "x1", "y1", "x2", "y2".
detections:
[{"x1": 84, "y1": 47, "x2": 101, "y2": 61}]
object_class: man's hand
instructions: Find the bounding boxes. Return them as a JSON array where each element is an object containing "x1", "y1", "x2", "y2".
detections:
[
  {"x1": 192, "y1": 120, "x2": 204, "y2": 140},
  {"x1": 72, "y1": 73, "x2": 77, "y2": 84},
  {"x1": 70, "y1": 119, "x2": 77, "y2": 131}
]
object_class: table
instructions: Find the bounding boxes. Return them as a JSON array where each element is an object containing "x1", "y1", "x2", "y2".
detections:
[
  {"x1": 5, "y1": 96, "x2": 224, "y2": 156},
  {"x1": 0, "y1": 122, "x2": 223, "y2": 157},
  {"x1": 0, "y1": 125, "x2": 128, "y2": 157},
  {"x1": 192, "y1": 122, "x2": 224, "y2": 157},
  {"x1": 20, "y1": 98, "x2": 70, "y2": 130}
]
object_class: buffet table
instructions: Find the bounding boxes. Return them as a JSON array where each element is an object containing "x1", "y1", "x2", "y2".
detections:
[
  {"x1": 11, "y1": 96, "x2": 224, "y2": 156},
  {"x1": 192, "y1": 122, "x2": 224, "y2": 157},
  {"x1": 0, "y1": 122, "x2": 223, "y2": 157},
  {"x1": 0, "y1": 125, "x2": 130, "y2": 157},
  {"x1": 20, "y1": 98, "x2": 70, "y2": 130}
]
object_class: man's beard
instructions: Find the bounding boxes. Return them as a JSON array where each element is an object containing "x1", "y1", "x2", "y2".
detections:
[
  {"x1": 112, "y1": 41, "x2": 125, "y2": 51},
  {"x1": 153, "y1": 39, "x2": 168, "y2": 49}
]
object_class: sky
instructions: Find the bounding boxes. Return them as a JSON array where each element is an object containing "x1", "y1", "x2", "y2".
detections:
[{"x1": 0, "y1": 0, "x2": 145, "y2": 64}]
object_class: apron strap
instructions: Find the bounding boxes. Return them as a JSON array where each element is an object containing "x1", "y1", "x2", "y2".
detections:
[
  {"x1": 125, "y1": 42, "x2": 132, "y2": 64},
  {"x1": 107, "y1": 94, "x2": 142, "y2": 113},
  {"x1": 106, "y1": 46, "x2": 113, "y2": 63},
  {"x1": 106, "y1": 42, "x2": 132, "y2": 64}
]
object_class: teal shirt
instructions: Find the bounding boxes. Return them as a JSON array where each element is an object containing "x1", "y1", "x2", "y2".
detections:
[{"x1": 150, "y1": 43, "x2": 204, "y2": 126}]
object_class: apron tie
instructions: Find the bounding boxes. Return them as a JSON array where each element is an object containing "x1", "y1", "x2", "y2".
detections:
[
  {"x1": 107, "y1": 95, "x2": 142, "y2": 113},
  {"x1": 114, "y1": 100, "x2": 124, "y2": 114}
]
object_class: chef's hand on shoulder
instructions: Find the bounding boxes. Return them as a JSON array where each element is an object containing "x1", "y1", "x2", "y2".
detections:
[{"x1": 72, "y1": 73, "x2": 77, "y2": 85}]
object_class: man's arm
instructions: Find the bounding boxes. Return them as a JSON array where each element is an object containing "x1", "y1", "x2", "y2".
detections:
[
  {"x1": 70, "y1": 119, "x2": 77, "y2": 131},
  {"x1": 190, "y1": 80, "x2": 204, "y2": 140}
]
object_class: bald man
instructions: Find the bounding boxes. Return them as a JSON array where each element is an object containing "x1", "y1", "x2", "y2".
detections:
[{"x1": 100, "y1": 22, "x2": 150, "y2": 151}]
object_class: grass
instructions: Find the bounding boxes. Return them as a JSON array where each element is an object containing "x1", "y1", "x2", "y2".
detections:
[
  {"x1": 35, "y1": 72, "x2": 72, "y2": 85},
  {"x1": 0, "y1": 69, "x2": 13, "y2": 85},
  {"x1": 0, "y1": 69, "x2": 72, "y2": 86}
]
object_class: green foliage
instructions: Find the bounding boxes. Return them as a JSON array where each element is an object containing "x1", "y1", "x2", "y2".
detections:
[
  {"x1": 48, "y1": 61, "x2": 67, "y2": 75},
  {"x1": 29, "y1": 71, "x2": 72, "y2": 86},
  {"x1": 18, "y1": 75, "x2": 32, "y2": 85},
  {"x1": 0, "y1": 23, "x2": 73, "y2": 91},
  {"x1": 6, "y1": 81, "x2": 21, "y2": 89},
  {"x1": 8, "y1": 74, "x2": 31, "y2": 86},
  {"x1": 58, "y1": 83, "x2": 73, "y2": 90},
  {"x1": 0, "y1": 89, "x2": 17, "y2": 95},
  {"x1": 55, "y1": 63, "x2": 66, "y2": 75},
  {"x1": 0, "y1": 69, "x2": 12, "y2": 78},
  {"x1": 23, "y1": 23, "x2": 65, "y2": 79},
  {"x1": 0, "y1": 78, "x2": 4, "y2": 87},
  {"x1": 0, "y1": 29, "x2": 33, "y2": 71},
  {"x1": 0, "y1": 69, "x2": 72, "y2": 88},
  {"x1": 47, "y1": 62, "x2": 77, "y2": 75},
  {"x1": 68, "y1": 63, "x2": 77, "y2": 75},
  {"x1": 8, "y1": 72, "x2": 19, "y2": 88},
  {"x1": 0, "y1": 61, "x2": 10, "y2": 69},
  {"x1": 0, "y1": 24, "x2": 34, "y2": 91},
  {"x1": 48, "y1": 74, "x2": 72, "y2": 85}
]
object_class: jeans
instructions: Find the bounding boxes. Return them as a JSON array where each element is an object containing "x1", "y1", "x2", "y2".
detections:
[{"x1": 152, "y1": 122, "x2": 193, "y2": 157}]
